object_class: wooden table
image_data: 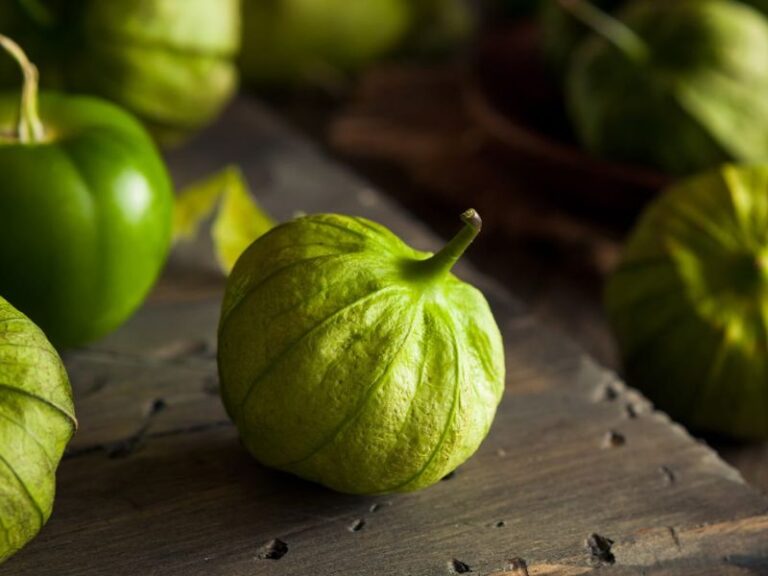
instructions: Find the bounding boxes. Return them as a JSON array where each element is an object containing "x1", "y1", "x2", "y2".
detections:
[{"x1": 3, "y1": 98, "x2": 767, "y2": 576}]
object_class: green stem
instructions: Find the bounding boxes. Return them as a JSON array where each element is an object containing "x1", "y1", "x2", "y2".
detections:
[
  {"x1": 419, "y1": 209, "x2": 482, "y2": 278},
  {"x1": 0, "y1": 34, "x2": 44, "y2": 143},
  {"x1": 558, "y1": 0, "x2": 649, "y2": 64}
]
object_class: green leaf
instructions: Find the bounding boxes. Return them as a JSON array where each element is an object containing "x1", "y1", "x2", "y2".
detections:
[{"x1": 173, "y1": 166, "x2": 275, "y2": 274}]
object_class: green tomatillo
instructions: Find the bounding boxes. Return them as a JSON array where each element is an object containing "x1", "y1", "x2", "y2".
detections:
[
  {"x1": 0, "y1": 296, "x2": 76, "y2": 564},
  {"x1": 66, "y1": 0, "x2": 241, "y2": 144},
  {"x1": 540, "y1": 0, "x2": 768, "y2": 74},
  {"x1": 239, "y1": 0, "x2": 408, "y2": 86},
  {"x1": 0, "y1": 35, "x2": 173, "y2": 348},
  {"x1": 565, "y1": 0, "x2": 768, "y2": 175},
  {"x1": 218, "y1": 210, "x2": 505, "y2": 494},
  {"x1": 539, "y1": 0, "x2": 624, "y2": 75},
  {"x1": 606, "y1": 164, "x2": 768, "y2": 440}
]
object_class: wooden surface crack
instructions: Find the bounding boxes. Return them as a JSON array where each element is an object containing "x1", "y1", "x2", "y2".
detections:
[{"x1": 65, "y1": 420, "x2": 232, "y2": 460}]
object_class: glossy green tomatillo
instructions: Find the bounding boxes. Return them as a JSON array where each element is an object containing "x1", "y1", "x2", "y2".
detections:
[
  {"x1": 218, "y1": 210, "x2": 505, "y2": 494},
  {"x1": 0, "y1": 35, "x2": 173, "y2": 348}
]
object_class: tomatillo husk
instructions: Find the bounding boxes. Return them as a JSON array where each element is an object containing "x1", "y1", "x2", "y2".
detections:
[
  {"x1": 607, "y1": 164, "x2": 768, "y2": 439},
  {"x1": 218, "y1": 211, "x2": 505, "y2": 493}
]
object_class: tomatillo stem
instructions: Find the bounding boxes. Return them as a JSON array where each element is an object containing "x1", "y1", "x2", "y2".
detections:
[
  {"x1": 0, "y1": 34, "x2": 44, "y2": 143},
  {"x1": 419, "y1": 209, "x2": 482, "y2": 278},
  {"x1": 558, "y1": 0, "x2": 649, "y2": 64}
]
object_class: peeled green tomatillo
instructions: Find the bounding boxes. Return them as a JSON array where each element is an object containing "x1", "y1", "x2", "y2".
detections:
[
  {"x1": 0, "y1": 296, "x2": 76, "y2": 563},
  {"x1": 566, "y1": 0, "x2": 768, "y2": 175},
  {"x1": 218, "y1": 210, "x2": 505, "y2": 494},
  {"x1": 606, "y1": 164, "x2": 768, "y2": 440},
  {"x1": 0, "y1": 35, "x2": 173, "y2": 347}
]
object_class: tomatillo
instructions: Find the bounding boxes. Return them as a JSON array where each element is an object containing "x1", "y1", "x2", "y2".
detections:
[
  {"x1": 606, "y1": 164, "x2": 768, "y2": 439},
  {"x1": 218, "y1": 210, "x2": 505, "y2": 494},
  {"x1": 0, "y1": 0, "x2": 241, "y2": 144},
  {"x1": 565, "y1": 0, "x2": 768, "y2": 175},
  {"x1": 239, "y1": 0, "x2": 408, "y2": 86},
  {"x1": 0, "y1": 295, "x2": 76, "y2": 563},
  {"x1": 0, "y1": 35, "x2": 173, "y2": 348}
]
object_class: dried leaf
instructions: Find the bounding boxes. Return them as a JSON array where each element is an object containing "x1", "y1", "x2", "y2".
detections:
[
  {"x1": 211, "y1": 167, "x2": 275, "y2": 273},
  {"x1": 173, "y1": 166, "x2": 275, "y2": 274}
]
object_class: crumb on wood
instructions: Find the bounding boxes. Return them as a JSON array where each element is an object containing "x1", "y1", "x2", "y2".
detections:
[
  {"x1": 625, "y1": 403, "x2": 639, "y2": 419},
  {"x1": 602, "y1": 430, "x2": 626, "y2": 448},
  {"x1": 506, "y1": 557, "x2": 529, "y2": 574},
  {"x1": 257, "y1": 538, "x2": 288, "y2": 560},
  {"x1": 369, "y1": 502, "x2": 386, "y2": 513},
  {"x1": 448, "y1": 558, "x2": 472, "y2": 573},
  {"x1": 660, "y1": 465, "x2": 676, "y2": 486},
  {"x1": 598, "y1": 383, "x2": 619, "y2": 402},
  {"x1": 148, "y1": 398, "x2": 167, "y2": 416},
  {"x1": 586, "y1": 533, "x2": 615, "y2": 566}
]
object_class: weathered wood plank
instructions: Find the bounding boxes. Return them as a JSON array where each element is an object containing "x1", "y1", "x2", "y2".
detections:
[{"x1": 1, "y1": 98, "x2": 766, "y2": 575}]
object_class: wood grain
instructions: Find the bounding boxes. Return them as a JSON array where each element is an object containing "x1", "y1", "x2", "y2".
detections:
[{"x1": 1, "y1": 98, "x2": 766, "y2": 575}]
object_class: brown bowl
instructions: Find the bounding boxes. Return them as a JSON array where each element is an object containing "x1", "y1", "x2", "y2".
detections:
[{"x1": 465, "y1": 22, "x2": 672, "y2": 227}]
